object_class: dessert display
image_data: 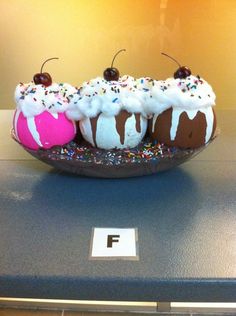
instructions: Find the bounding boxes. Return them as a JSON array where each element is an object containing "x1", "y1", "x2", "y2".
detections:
[
  {"x1": 66, "y1": 50, "x2": 148, "y2": 149},
  {"x1": 148, "y1": 53, "x2": 216, "y2": 149},
  {"x1": 12, "y1": 53, "x2": 217, "y2": 177},
  {"x1": 13, "y1": 58, "x2": 77, "y2": 150}
]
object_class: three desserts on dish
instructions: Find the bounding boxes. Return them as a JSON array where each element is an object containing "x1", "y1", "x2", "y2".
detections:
[{"x1": 13, "y1": 52, "x2": 216, "y2": 152}]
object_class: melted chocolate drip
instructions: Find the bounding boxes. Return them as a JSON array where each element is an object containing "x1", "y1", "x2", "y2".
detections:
[
  {"x1": 149, "y1": 108, "x2": 215, "y2": 149},
  {"x1": 90, "y1": 115, "x2": 100, "y2": 147},
  {"x1": 115, "y1": 111, "x2": 132, "y2": 145},
  {"x1": 134, "y1": 113, "x2": 141, "y2": 133}
]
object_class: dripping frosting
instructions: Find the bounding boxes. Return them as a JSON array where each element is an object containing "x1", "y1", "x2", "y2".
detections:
[
  {"x1": 115, "y1": 111, "x2": 132, "y2": 145},
  {"x1": 15, "y1": 82, "x2": 78, "y2": 118},
  {"x1": 141, "y1": 75, "x2": 216, "y2": 117},
  {"x1": 80, "y1": 112, "x2": 147, "y2": 150},
  {"x1": 146, "y1": 75, "x2": 216, "y2": 145},
  {"x1": 66, "y1": 75, "x2": 215, "y2": 121},
  {"x1": 66, "y1": 75, "x2": 147, "y2": 120},
  {"x1": 152, "y1": 107, "x2": 215, "y2": 144}
]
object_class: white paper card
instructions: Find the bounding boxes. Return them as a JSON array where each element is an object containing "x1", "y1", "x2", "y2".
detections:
[{"x1": 90, "y1": 228, "x2": 138, "y2": 259}]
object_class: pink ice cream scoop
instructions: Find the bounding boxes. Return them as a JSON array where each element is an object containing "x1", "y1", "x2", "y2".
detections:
[
  {"x1": 13, "y1": 110, "x2": 76, "y2": 150},
  {"x1": 14, "y1": 82, "x2": 77, "y2": 150}
]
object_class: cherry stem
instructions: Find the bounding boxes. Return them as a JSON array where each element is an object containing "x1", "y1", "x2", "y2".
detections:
[
  {"x1": 161, "y1": 52, "x2": 181, "y2": 67},
  {"x1": 40, "y1": 57, "x2": 59, "y2": 73},
  {"x1": 111, "y1": 49, "x2": 126, "y2": 68}
]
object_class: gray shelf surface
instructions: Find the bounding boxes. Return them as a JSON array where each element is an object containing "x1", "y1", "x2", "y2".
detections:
[{"x1": 0, "y1": 109, "x2": 235, "y2": 302}]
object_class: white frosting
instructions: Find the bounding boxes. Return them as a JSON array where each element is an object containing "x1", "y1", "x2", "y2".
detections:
[
  {"x1": 170, "y1": 108, "x2": 186, "y2": 141},
  {"x1": 66, "y1": 75, "x2": 147, "y2": 120},
  {"x1": 50, "y1": 112, "x2": 59, "y2": 119},
  {"x1": 15, "y1": 82, "x2": 78, "y2": 118},
  {"x1": 14, "y1": 109, "x2": 21, "y2": 141},
  {"x1": 27, "y1": 117, "x2": 43, "y2": 146},
  {"x1": 80, "y1": 113, "x2": 147, "y2": 150},
  {"x1": 142, "y1": 75, "x2": 216, "y2": 117},
  {"x1": 201, "y1": 107, "x2": 214, "y2": 143},
  {"x1": 79, "y1": 117, "x2": 95, "y2": 147},
  {"x1": 67, "y1": 75, "x2": 215, "y2": 122},
  {"x1": 152, "y1": 114, "x2": 158, "y2": 133}
]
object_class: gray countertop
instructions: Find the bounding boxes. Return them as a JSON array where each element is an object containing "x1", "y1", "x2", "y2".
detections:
[{"x1": 0, "y1": 109, "x2": 235, "y2": 302}]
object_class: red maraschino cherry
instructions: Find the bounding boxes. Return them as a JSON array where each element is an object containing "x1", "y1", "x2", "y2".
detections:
[
  {"x1": 33, "y1": 57, "x2": 59, "y2": 86},
  {"x1": 103, "y1": 49, "x2": 126, "y2": 81},
  {"x1": 161, "y1": 52, "x2": 191, "y2": 79}
]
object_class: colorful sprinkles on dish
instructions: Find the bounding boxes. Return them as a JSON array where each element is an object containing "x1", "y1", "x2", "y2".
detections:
[{"x1": 37, "y1": 139, "x2": 192, "y2": 166}]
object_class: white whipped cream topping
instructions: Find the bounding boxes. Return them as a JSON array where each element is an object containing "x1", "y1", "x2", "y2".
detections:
[
  {"x1": 16, "y1": 75, "x2": 215, "y2": 120},
  {"x1": 66, "y1": 75, "x2": 216, "y2": 120},
  {"x1": 66, "y1": 75, "x2": 147, "y2": 120},
  {"x1": 140, "y1": 75, "x2": 216, "y2": 116},
  {"x1": 15, "y1": 82, "x2": 78, "y2": 118}
]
